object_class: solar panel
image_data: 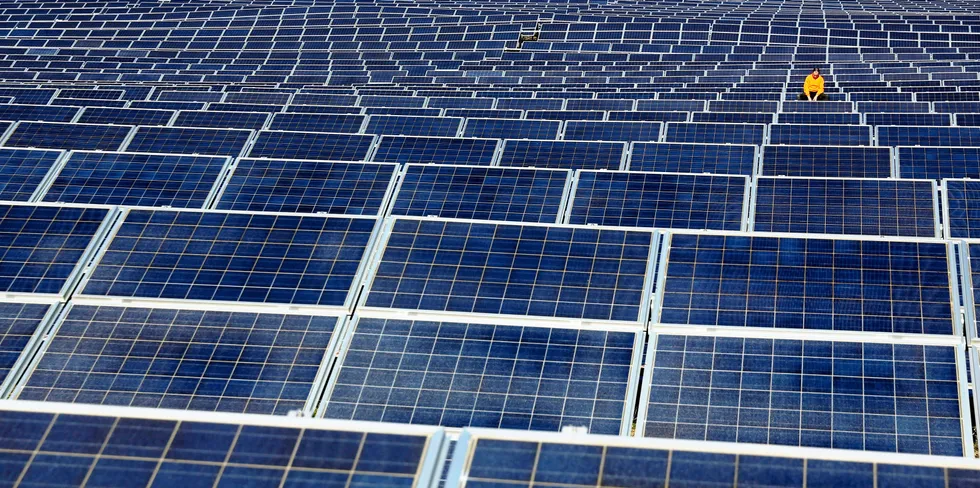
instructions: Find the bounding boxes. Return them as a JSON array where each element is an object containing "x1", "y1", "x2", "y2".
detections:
[
  {"x1": 499, "y1": 139, "x2": 626, "y2": 170},
  {"x1": 0, "y1": 302, "x2": 53, "y2": 392},
  {"x1": 245, "y1": 131, "x2": 375, "y2": 161},
  {"x1": 864, "y1": 113, "x2": 952, "y2": 127},
  {"x1": 447, "y1": 430, "x2": 980, "y2": 487},
  {"x1": 761, "y1": 145, "x2": 893, "y2": 178},
  {"x1": 641, "y1": 334, "x2": 966, "y2": 456},
  {"x1": 608, "y1": 111, "x2": 690, "y2": 122},
  {"x1": 877, "y1": 126, "x2": 980, "y2": 147},
  {"x1": 365, "y1": 115, "x2": 462, "y2": 137},
  {"x1": 526, "y1": 110, "x2": 604, "y2": 121},
  {"x1": 663, "y1": 122, "x2": 766, "y2": 145},
  {"x1": 390, "y1": 164, "x2": 570, "y2": 223},
  {"x1": 362, "y1": 218, "x2": 655, "y2": 324},
  {"x1": 171, "y1": 111, "x2": 270, "y2": 130},
  {"x1": 629, "y1": 142, "x2": 756, "y2": 175},
  {"x1": 365, "y1": 107, "x2": 442, "y2": 117},
  {"x1": 496, "y1": 98, "x2": 563, "y2": 111},
  {"x1": 0, "y1": 148, "x2": 62, "y2": 201},
  {"x1": 79, "y1": 209, "x2": 378, "y2": 310},
  {"x1": 0, "y1": 204, "x2": 112, "y2": 297},
  {"x1": 657, "y1": 232, "x2": 957, "y2": 335},
  {"x1": 462, "y1": 118, "x2": 560, "y2": 140},
  {"x1": 780, "y1": 101, "x2": 855, "y2": 113},
  {"x1": 373, "y1": 136, "x2": 499, "y2": 166},
  {"x1": 215, "y1": 159, "x2": 398, "y2": 215},
  {"x1": 898, "y1": 147, "x2": 980, "y2": 180},
  {"x1": 40, "y1": 151, "x2": 230, "y2": 209},
  {"x1": 4, "y1": 122, "x2": 132, "y2": 152},
  {"x1": 692, "y1": 112, "x2": 775, "y2": 124},
  {"x1": 444, "y1": 109, "x2": 523, "y2": 120},
  {"x1": 563, "y1": 121, "x2": 662, "y2": 142},
  {"x1": 129, "y1": 101, "x2": 206, "y2": 111},
  {"x1": 125, "y1": 127, "x2": 254, "y2": 158},
  {"x1": 0, "y1": 402, "x2": 444, "y2": 487},
  {"x1": 0, "y1": 104, "x2": 78, "y2": 123},
  {"x1": 753, "y1": 177, "x2": 939, "y2": 237},
  {"x1": 776, "y1": 113, "x2": 862, "y2": 125},
  {"x1": 76, "y1": 107, "x2": 175, "y2": 126},
  {"x1": 943, "y1": 179, "x2": 980, "y2": 239},
  {"x1": 268, "y1": 113, "x2": 365, "y2": 133},
  {"x1": 321, "y1": 316, "x2": 639, "y2": 435},
  {"x1": 707, "y1": 100, "x2": 778, "y2": 113},
  {"x1": 16, "y1": 304, "x2": 343, "y2": 414},
  {"x1": 568, "y1": 171, "x2": 748, "y2": 230},
  {"x1": 769, "y1": 124, "x2": 872, "y2": 146},
  {"x1": 636, "y1": 100, "x2": 706, "y2": 112}
]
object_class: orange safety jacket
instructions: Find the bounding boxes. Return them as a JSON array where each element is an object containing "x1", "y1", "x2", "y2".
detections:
[{"x1": 803, "y1": 75, "x2": 825, "y2": 96}]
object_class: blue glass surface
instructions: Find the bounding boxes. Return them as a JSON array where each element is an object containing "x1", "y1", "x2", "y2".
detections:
[
  {"x1": 0, "y1": 302, "x2": 50, "y2": 384},
  {"x1": 324, "y1": 318, "x2": 635, "y2": 434},
  {"x1": 865, "y1": 113, "x2": 951, "y2": 127},
  {"x1": 659, "y1": 234, "x2": 954, "y2": 334},
  {"x1": 365, "y1": 115, "x2": 462, "y2": 137},
  {"x1": 365, "y1": 219, "x2": 653, "y2": 322},
  {"x1": 172, "y1": 111, "x2": 269, "y2": 130},
  {"x1": 630, "y1": 142, "x2": 756, "y2": 175},
  {"x1": 0, "y1": 104, "x2": 78, "y2": 123},
  {"x1": 945, "y1": 179, "x2": 980, "y2": 238},
  {"x1": 646, "y1": 336, "x2": 963, "y2": 455},
  {"x1": 42, "y1": 151, "x2": 228, "y2": 208},
  {"x1": 268, "y1": 113, "x2": 365, "y2": 133},
  {"x1": 462, "y1": 119, "x2": 559, "y2": 140},
  {"x1": 76, "y1": 108, "x2": 175, "y2": 126},
  {"x1": 762, "y1": 145, "x2": 892, "y2": 178},
  {"x1": 499, "y1": 140, "x2": 626, "y2": 170},
  {"x1": 563, "y1": 121, "x2": 662, "y2": 143},
  {"x1": 247, "y1": 131, "x2": 374, "y2": 161},
  {"x1": 664, "y1": 122, "x2": 765, "y2": 145},
  {"x1": 769, "y1": 124, "x2": 872, "y2": 146},
  {"x1": 19, "y1": 305, "x2": 339, "y2": 414},
  {"x1": 0, "y1": 148, "x2": 62, "y2": 201},
  {"x1": 5, "y1": 122, "x2": 131, "y2": 151},
  {"x1": 216, "y1": 159, "x2": 396, "y2": 215},
  {"x1": 373, "y1": 136, "x2": 498, "y2": 166},
  {"x1": 82, "y1": 210, "x2": 377, "y2": 307},
  {"x1": 898, "y1": 147, "x2": 980, "y2": 180},
  {"x1": 126, "y1": 127, "x2": 253, "y2": 157},
  {"x1": 390, "y1": 165, "x2": 569, "y2": 223},
  {"x1": 777, "y1": 113, "x2": 861, "y2": 125},
  {"x1": 693, "y1": 112, "x2": 775, "y2": 124},
  {"x1": 878, "y1": 126, "x2": 980, "y2": 147},
  {"x1": 569, "y1": 171, "x2": 746, "y2": 230},
  {"x1": 754, "y1": 178, "x2": 937, "y2": 237}
]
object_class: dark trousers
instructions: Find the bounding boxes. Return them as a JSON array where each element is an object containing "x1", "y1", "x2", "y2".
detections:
[{"x1": 798, "y1": 91, "x2": 829, "y2": 101}]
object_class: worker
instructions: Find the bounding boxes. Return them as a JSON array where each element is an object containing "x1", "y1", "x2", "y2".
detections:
[{"x1": 798, "y1": 68, "x2": 828, "y2": 101}]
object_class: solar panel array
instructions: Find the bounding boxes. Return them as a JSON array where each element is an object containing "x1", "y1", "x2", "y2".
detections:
[{"x1": 2, "y1": 0, "x2": 980, "y2": 483}]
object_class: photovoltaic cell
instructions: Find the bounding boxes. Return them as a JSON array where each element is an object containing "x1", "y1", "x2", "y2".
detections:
[
  {"x1": 126, "y1": 126, "x2": 253, "y2": 157},
  {"x1": 40, "y1": 151, "x2": 229, "y2": 209},
  {"x1": 390, "y1": 165, "x2": 570, "y2": 223},
  {"x1": 0, "y1": 302, "x2": 51, "y2": 385},
  {"x1": 0, "y1": 148, "x2": 62, "y2": 201},
  {"x1": 0, "y1": 104, "x2": 78, "y2": 123},
  {"x1": 4, "y1": 122, "x2": 132, "y2": 151},
  {"x1": 462, "y1": 118, "x2": 559, "y2": 140},
  {"x1": 658, "y1": 233, "x2": 955, "y2": 335},
  {"x1": 268, "y1": 113, "x2": 365, "y2": 133},
  {"x1": 864, "y1": 113, "x2": 951, "y2": 127},
  {"x1": 247, "y1": 131, "x2": 374, "y2": 161},
  {"x1": 563, "y1": 121, "x2": 662, "y2": 143},
  {"x1": 18, "y1": 305, "x2": 341, "y2": 415},
  {"x1": 944, "y1": 179, "x2": 980, "y2": 238},
  {"x1": 76, "y1": 107, "x2": 174, "y2": 126},
  {"x1": 171, "y1": 111, "x2": 269, "y2": 130},
  {"x1": 878, "y1": 126, "x2": 980, "y2": 147},
  {"x1": 753, "y1": 177, "x2": 938, "y2": 237},
  {"x1": 777, "y1": 113, "x2": 862, "y2": 125},
  {"x1": 81, "y1": 210, "x2": 377, "y2": 308},
  {"x1": 629, "y1": 142, "x2": 756, "y2": 175},
  {"x1": 769, "y1": 124, "x2": 872, "y2": 146},
  {"x1": 0, "y1": 406, "x2": 439, "y2": 487},
  {"x1": 322, "y1": 317, "x2": 636, "y2": 434},
  {"x1": 365, "y1": 115, "x2": 462, "y2": 137},
  {"x1": 499, "y1": 140, "x2": 625, "y2": 171},
  {"x1": 898, "y1": 147, "x2": 980, "y2": 180},
  {"x1": 215, "y1": 159, "x2": 397, "y2": 215},
  {"x1": 373, "y1": 136, "x2": 498, "y2": 166},
  {"x1": 644, "y1": 335, "x2": 964, "y2": 456},
  {"x1": 663, "y1": 123, "x2": 765, "y2": 145},
  {"x1": 761, "y1": 145, "x2": 893, "y2": 178},
  {"x1": 568, "y1": 171, "x2": 747, "y2": 230},
  {"x1": 692, "y1": 112, "x2": 775, "y2": 124},
  {"x1": 364, "y1": 218, "x2": 654, "y2": 323},
  {"x1": 608, "y1": 111, "x2": 690, "y2": 122},
  {"x1": 0, "y1": 204, "x2": 110, "y2": 296}
]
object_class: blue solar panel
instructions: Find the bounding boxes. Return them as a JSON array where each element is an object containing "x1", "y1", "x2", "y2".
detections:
[
  {"x1": 636, "y1": 100, "x2": 705, "y2": 112},
  {"x1": 462, "y1": 118, "x2": 559, "y2": 140},
  {"x1": 780, "y1": 101, "x2": 855, "y2": 113},
  {"x1": 865, "y1": 113, "x2": 951, "y2": 127},
  {"x1": 707, "y1": 100, "x2": 778, "y2": 113},
  {"x1": 0, "y1": 104, "x2": 78, "y2": 123},
  {"x1": 629, "y1": 142, "x2": 756, "y2": 175},
  {"x1": 0, "y1": 148, "x2": 62, "y2": 201},
  {"x1": 40, "y1": 151, "x2": 229, "y2": 209},
  {"x1": 608, "y1": 111, "x2": 690, "y2": 122},
  {"x1": 496, "y1": 98, "x2": 563, "y2": 111},
  {"x1": 445, "y1": 109, "x2": 523, "y2": 120},
  {"x1": 657, "y1": 233, "x2": 956, "y2": 335},
  {"x1": 171, "y1": 111, "x2": 270, "y2": 130},
  {"x1": 80, "y1": 210, "x2": 378, "y2": 309},
  {"x1": 0, "y1": 404, "x2": 442, "y2": 487},
  {"x1": 761, "y1": 145, "x2": 893, "y2": 178},
  {"x1": 126, "y1": 127, "x2": 253, "y2": 157},
  {"x1": 898, "y1": 147, "x2": 980, "y2": 180},
  {"x1": 692, "y1": 112, "x2": 775, "y2": 124},
  {"x1": 777, "y1": 113, "x2": 862, "y2": 125},
  {"x1": 322, "y1": 317, "x2": 637, "y2": 434},
  {"x1": 17, "y1": 304, "x2": 342, "y2": 414},
  {"x1": 563, "y1": 121, "x2": 662, "y2": 142},
  {"x1": 643, "y1": 335, "x2": 964, "y2": 456},
  {"x1": 527, "y1": 110, "x2": 604, "y2": 121},
  {"x1": 966, "y1": 244, "x2": 980, "y2": 340},
  {"x1": 664, "y1": 122, "x2": 765, "y2": 145},
  {"x1": 268, "y1": 113, "x2": 365, "y2": 133},
  {"x1": 365, "y1": 107, "x2": 442, "y2": 117},
  {"x1": 0, "y1": 302, "x2": 51, "y2": 387},
  {"x1": 857, "y1": 102, "x2": 932, "y2": 113},
  {"x1": 76, "y1": 107, "x2": 174, "y2": 126},
  {"x1": 944, "y1": 179, "x2": 980, "y2": 239},
  {"x1": 215, "y1": 159, "x2": 397, "y2": 215},
  {"x1": 247, "y1": 131, "x2": 374, "y2": 161},
  {"x1": 390, "y1": 165, "x2": 570, "y2": 223},
  {"x1": 769, "y1": 124, "x2": 872, "y2": 146},
  {"x1": 568, "y1": 171, "x2": 747, "y2": 230},
  {"x1": 4, "y1": 122, "x2": 132, "y2": 151},
  {"x1": 0, "y1": 204, "x2": 111, "y2": 296},
  {"x1": 364, "y1": 218, "x2": 654, "y2": 323},
  {"x1": 499, "y1": 140, "x2": 626, "y2": 170},
  {"x1": 129, "y1": 101, "x2": 206, "y2": 111},
  {"x1": 753, "y1": 177, "x2": 938, "y2": 237},
  {"x1": 451, "y1": 435, "x2": 980, "y2": 488},
  {"x1": 373, "y1": 136, "x2": 499, "y2": 166},
  {"x1": 365, "y1": 115, "x2": 462, "y2": 137},
  {"x1": 878, "y1": 126, "x2": 980, "y2": 147}
]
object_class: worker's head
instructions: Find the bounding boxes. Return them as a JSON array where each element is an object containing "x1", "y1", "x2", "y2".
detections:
[{"x1": 811, "y1": 68, "x2": 821, "y2": 78}]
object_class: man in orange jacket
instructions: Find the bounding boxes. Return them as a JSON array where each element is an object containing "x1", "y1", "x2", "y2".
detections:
[{"x1": 798, "y1": 68, "x2": 828, "y2": 101}]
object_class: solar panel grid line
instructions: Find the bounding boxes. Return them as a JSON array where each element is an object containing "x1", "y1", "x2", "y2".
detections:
[
  {"x1": 896, "y1": 146, "x2": 980, "y2": 181},
  {"x1": 123, "y1": 125, "x2": 257, "y2": 159},
  {"x1": 635, "y1": 331, "x2": 972, "y2": 457},
  {"x1": 0, "y1": 148, "x2": 68, "y2": 203},
  {"x1": 316, "y1": 312, "x2": 645, "y2": 435},
  {"x1": 498, "y1": 139, "x2": 628, "y2": 171},
  {"x1": 759, "y1": 145, "x2": 896, "y2": 178},
  {"x1": 0, "y1": 302, "x2": 61, "y2": 399}
]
